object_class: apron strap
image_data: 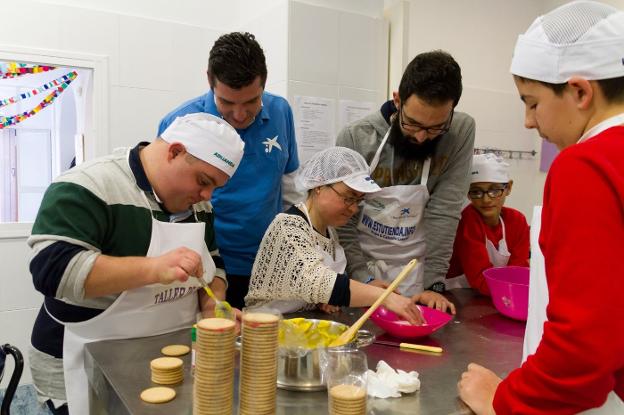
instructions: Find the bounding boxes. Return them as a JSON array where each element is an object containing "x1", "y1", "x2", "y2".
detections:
[
  {"x1": 369, "y1": 129, "x2": 391, "y2": 173},
  {"x1": 420, "y1": 158, "x2": 431, "y2": 187},
  {"x1": 295, "y1": 202, "x2": 316, "y2": 241}
]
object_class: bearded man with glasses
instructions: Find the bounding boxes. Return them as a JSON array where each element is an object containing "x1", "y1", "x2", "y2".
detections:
[{"x1": 336, "y1": 50, "x2": 475, "y2": 313}]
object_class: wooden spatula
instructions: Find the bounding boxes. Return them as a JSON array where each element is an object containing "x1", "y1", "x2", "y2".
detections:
[{"x1": 329, "y1": 258, "x2": 418, "y2": 347}]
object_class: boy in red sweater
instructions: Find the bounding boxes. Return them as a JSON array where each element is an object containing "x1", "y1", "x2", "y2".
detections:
[
  {"x1": 446, "y1": 154, "x2": 529, "y2": 295},
  {"x1": 458, "y1": 1, "x2": 624, "y2": 414}
]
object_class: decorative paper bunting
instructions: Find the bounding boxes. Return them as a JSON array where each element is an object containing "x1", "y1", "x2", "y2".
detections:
[
  {"x1": 0, "y1": 71, "x2": 78, "y2": 129},
  {"x1": 0, "y1": 71, "x2": 77, "y2": 108},
  {"x1": 0, "y1": 62, "x2": 56, "y2": 79}
]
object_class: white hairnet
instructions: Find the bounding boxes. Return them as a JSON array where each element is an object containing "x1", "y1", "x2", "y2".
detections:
[
  {"x1": 511, "y1": 1, "x2": 624, "y2": 83},
  {"x1": 296, "y1": 146, "x2": 380, "y2": 193}
]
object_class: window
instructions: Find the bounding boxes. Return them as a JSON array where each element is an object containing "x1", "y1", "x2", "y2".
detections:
[
  {"x1": 0, "y1": 45, "x2": 110, "y2": 240},
  {"x1": 0, "y1": 60, "x2": 93, "y2": 223}
]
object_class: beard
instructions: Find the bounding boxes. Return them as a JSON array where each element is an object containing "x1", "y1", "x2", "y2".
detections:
[{"x1": 387, "y1": 115, "x2": 441, "y2": 161}]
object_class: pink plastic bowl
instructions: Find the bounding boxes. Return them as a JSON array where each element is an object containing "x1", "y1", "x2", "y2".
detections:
[
  {"x1": 369, "y1": 305, "x2": 453, "y2": 339},
  {"x1": 484, "y1": 266, "x2": 529, "y2": 321}
]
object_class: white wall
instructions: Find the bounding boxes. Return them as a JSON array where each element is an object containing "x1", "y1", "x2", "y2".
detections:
[
  {"x1": 237, "y1": 1, "x2": 290, "y2": 97},
  {"x1": 399, "y1": 0, "x2": 547, "y2": 221},
  {"x1": 384, "y1": 0, "x2": 410, "y2": 99},
  {"x1": 287, "y1": 0, "x2": 388, "y2": 160},
  {"x1": 545, "y1": 0, "x2": 624, "y2": 10}
]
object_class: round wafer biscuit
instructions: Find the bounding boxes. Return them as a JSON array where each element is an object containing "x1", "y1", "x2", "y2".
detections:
[
  {"x1": 150, "y1": 357, "x2": 183, "y2": 370},
  {"x1": 160, "y1": 344, "x2": 190, "y2": 356},
  {"x1": 243, "y1": 312, "x2": 279, "y2": 325},
  {"x1": 330, "y1": 384, "x2": 367, "y2": 400},
  {"x1": 197, "y1": 317, "x2": 236, "y2": 331},
  {"x1": 140, "y1": 386, "x2": 176, "y2": 404}
]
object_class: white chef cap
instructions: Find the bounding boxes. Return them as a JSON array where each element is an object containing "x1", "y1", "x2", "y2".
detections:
[
  {"x1": 510, "y1": 1, "x2": 624, "y2": 83},
  {"x1": 296, "y1": 146, "x2": 381, "y2": 193},
  {"x1": 160, "y1": 113, "x2": 244, "y2": 177},
  {"x1": 471, "y1": 154, "x2": 510, "y2": 184}
]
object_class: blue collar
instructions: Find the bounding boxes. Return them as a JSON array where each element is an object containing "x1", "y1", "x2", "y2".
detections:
[
  {"x1": 380, "y1": 100, "x2": 397, "y2": 125},
  {"x1": 128, "y1": 142, "x2": 152, "y2": 192},
  {"x1": 129, "y1": 142, "x2": 191, "y2": 219}
]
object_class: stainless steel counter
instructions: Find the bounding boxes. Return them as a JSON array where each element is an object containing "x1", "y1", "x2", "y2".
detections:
[{"x1": 84, "y1": 289, "x2": 525, "y2": 415}]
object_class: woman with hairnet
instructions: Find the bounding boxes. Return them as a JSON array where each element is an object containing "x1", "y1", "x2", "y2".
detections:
[{"x1": 245, "y1": 146, "x2": 424, "y2": 324}]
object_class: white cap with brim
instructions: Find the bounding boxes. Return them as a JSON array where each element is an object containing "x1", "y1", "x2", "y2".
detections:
[
  {"x1": 344, "y1": 173, "x2": 381, "y2": 193},
  {"x1": 471, "y1": 154, "x2": 510, "y2": 184},
  {"x1": 160, "y1": 113, "x2": 244, "y2": 177},
  {"x1": 296, "y1": 146, "x2": 381, "y2": 193},
  {"x1": 510, "y1": 1, "x2": 624, "y2": 83}
]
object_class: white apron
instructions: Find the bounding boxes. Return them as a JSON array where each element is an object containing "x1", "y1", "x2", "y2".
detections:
[
  {"x1": 446, "y1": 216, "x2": 511, "y2": 290},
  {"x1": 265, "y1": 203, "x2": 347, "y2": 314},
  {"x1": 522, "y1": 114, "x2": 624, "y2": 413},
  {"x1": 522, "y1": 206, "x2": 548, "y2": 362},
  {"x1": 356, "y1": 129, "x2": 430, "y2": 296},
  {"x1": 56, "y1": 178, "x2": 213, "y2": 414}
]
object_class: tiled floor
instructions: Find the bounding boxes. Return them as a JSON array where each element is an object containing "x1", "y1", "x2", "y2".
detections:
[{"x1": 0, "y1": 384, "x2": 52, "y2": 415}]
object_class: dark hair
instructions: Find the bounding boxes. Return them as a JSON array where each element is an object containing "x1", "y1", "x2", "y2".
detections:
[
  {"x1": 515, "y1": 75, "x2": 624, "y2": 103},
  {"x1": 398, "y1": 50, "x2": 462, "y2": 107},
  {"x1": 208, "y1": 32, "x2": 267, "y2": 89}
]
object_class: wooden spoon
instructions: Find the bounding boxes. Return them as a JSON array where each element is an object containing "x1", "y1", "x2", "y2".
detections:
[{"x1": 329, "y1": 258, "x2": 418, "y2": 347}]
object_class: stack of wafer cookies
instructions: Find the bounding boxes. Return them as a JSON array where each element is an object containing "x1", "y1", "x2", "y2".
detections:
[
  {"x1": 150, "y1": 357, "x2": 184, "y2": 385},
  {"x1": 328, "y1": 384, "x2": 367, "y2": 415},
  {"x1": 238, "y1": 312, "x2": 279, "y2": 415},
  {"x1": 193, "y1": 318, "x2": 236, "y2": 415}
]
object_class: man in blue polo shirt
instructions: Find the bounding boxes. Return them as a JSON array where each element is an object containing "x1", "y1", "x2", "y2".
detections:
[{"x1": 158, "y1": 32, "x2": 299, "y2": 309}]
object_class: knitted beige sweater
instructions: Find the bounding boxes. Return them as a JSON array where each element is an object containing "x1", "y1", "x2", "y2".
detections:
[{"x1": 245, "y1": 212, "x2": 339, "y2": 308}]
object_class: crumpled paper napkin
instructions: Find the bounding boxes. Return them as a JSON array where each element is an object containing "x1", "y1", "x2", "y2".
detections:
[{"x1": 366, "y1": 360, "x2": 420, "y2": 398}]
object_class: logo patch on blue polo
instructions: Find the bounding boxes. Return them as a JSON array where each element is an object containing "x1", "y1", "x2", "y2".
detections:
[{"x1": 262, "y1": 135, "x2": 282, "y2": 153}]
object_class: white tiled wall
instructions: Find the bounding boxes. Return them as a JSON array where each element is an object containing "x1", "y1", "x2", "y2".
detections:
[
  {"x1": 0, "y1": 238, "x2": 40, "y2": 386},
  {"x1": 287, "y1": 0, "x2": 388, "y2": 151},
  {"x1": 289, "y1": 2, "x2": 341, "y2": 85},
  {"x1": 239, "y1": 1, "x2": 289, "y2": 87},
  {"x1": 545, "y1": 0, "x2": 624, "y2": 10},
  {"x1": 108, "y1": 86, "x2": 181, "y2": 149},
  {"x1": 57, "y1": 9, "x2": 122, "y2": 85},
  {"x1": 0, "y1": 309, "x2": 40, "y2": 389},
  {"x1": 406, "y1": 0, "x2": 548, "y2": 220}
]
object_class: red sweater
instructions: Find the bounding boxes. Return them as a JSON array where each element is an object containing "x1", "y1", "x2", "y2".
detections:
[
  {"x1": 493, "y1": 126, "x2": 624, "y2": 413},
  {"x1": 446, "y1": 205, "x2": 529, "y2": 295}
]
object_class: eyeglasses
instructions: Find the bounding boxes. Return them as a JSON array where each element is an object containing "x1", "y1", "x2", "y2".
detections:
[
  {"x1": 399, "y1": 107, "x2": 454, "y2": 136},
  {"x1": 327, "y1": 185, "x2": 365, "y2": 208},
  {"x1": 468, "y1": 184, "x2": 508, "y2": 200}
]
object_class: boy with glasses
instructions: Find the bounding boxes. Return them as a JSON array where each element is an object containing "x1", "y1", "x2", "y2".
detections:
[{"x1": 446, "y1": 154, "x2": 529, "y2": 295}]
